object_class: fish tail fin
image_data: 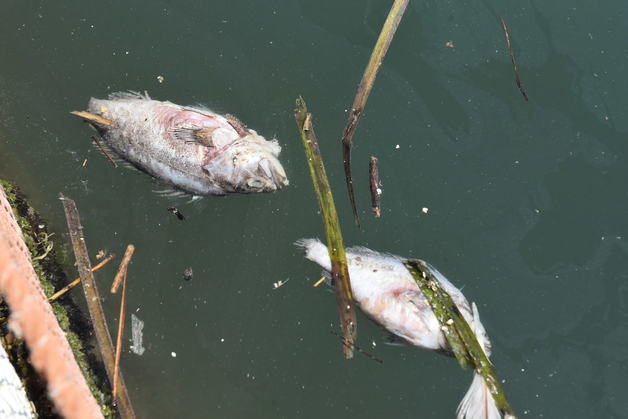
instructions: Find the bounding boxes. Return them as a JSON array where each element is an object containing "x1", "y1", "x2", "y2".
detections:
[
  {"x1": 294, "y1": 238, "x2": 331, "y2": 272},
  {"x1": 456, "y1": 371, "x2": 501, "y2": 419}
]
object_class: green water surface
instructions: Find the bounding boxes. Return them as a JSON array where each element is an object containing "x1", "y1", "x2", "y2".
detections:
[{"x1": 1, "y1": 1, "x2": 628, "y2": 417}]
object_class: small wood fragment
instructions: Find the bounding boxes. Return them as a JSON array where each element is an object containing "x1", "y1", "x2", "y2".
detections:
[
  {"x1": 48, "y1": 253, "x2": 116, "y2": 302},
  {"x1": 70, "y1": 110, "x2": 113, "y2": 126},
  {"x1": 167, "y1": 207, "x2": 186, "y2": 221},
  {"x1": 82, "y1": 159, "x2": 88, "y2": 167},
  {"x1": 369, "y1": 156, "x2": 381, "y2": 217},
  {"x1": 111, "y1": 245, "x2": 135, "y2": 294},
  {"x1": 313, "y1": 276, "x2": 327, "y2": 287},
  {"x1": 499, "y1": 15, "x2": 529, "y2": 101},
  {"x1": 91, "y1": 136, "x2": 118, "y2": 167}
]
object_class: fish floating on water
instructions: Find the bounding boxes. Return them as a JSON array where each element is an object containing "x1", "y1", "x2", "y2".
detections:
[
  {"x1": 72, "y1": 91, "x2": 288, "y2": 196},
  {"x1": 296, "y1": 238, "x2": 505, "y2": 419}
]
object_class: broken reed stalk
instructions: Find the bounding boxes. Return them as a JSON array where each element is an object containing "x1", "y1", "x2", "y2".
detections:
[
  {"x1": 368, "y1": 156, "x2": 381, "y2": 217},
  {"x1": 340, "y1": 0, "x2": 409, "y2": 227},
  {"x1": 60, "y1": 194, "x2": 136, "y2": 419},
  {"x1": 91, "y1": 136, "x2": 118, "y2": 168},
  {"x1": 295, "y1": 97, "x2": 357, "y2": 359},
  {"x1": 48, "y1": 253, "x2": 116, "y2": 302},
  {"x1": 111, "y1": 245, "x2": 135, "y2": 293},
  {"x1": 112, "y1": 269, "x2": 128, "y2": 401},
  {"x1": 499, "y1": 15, "x2": 528, "y2": 101},
  {"x1": 403, "y1": 260, "x2": 516, "y2": 418}
]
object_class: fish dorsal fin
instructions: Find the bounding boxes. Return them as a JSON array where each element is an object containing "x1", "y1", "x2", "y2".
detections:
[
  {"x1": 224, "y1": 114, "x2": 249, "y2": 137},
  {"x1": 108, "y1": 90, "x2": 151, "y2": 101}
]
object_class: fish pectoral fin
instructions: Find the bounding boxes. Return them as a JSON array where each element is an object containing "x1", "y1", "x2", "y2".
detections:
[
  {"x1": 382, "y1": 332, "x2": 409, "y2": 347},
  {"x1": 172, "y1": 126, "x2": 217, "y2": 147}
]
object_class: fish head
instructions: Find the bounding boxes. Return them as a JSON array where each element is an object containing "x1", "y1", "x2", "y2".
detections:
[{"x1": 203, "y1": 134, "x2": 289, "y2": 193}]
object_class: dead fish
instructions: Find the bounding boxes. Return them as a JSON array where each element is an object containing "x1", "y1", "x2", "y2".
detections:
[
  {"x1": 73, "y1": 91, "x2": 289, "y2": 195},
  {"x1": 296, "y1": 238, "x2": 504, "y2": 419}
]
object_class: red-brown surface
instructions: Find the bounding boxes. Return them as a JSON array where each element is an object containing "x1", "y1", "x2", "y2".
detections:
[{"x1": 0, "y1": 185, "x2": 103, "y2": 418}]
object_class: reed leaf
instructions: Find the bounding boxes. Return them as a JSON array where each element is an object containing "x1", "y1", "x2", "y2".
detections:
[
  {"x1": 341, "y1": 0, "x2": 409, "y2": 227},
  {"x1": 295, "y1": 97, "x2": 357, "y2": 359},
  {"x1": 403, "y1": 260, "x2": 516, "y2": 418}
]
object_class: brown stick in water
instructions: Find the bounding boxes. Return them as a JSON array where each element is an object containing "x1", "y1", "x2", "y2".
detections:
[
  {"x1": 499, "y1": 15, "x2": 529, "y2": 101},
  {"x1": 369, "y1": 156, "x2": 381, "y2": 217},
  {"x1": 111, "y1": 245, "x2": 135, "y2": 294},
  {"x1": 112, "y1": 269, "x2": 128, "y2": 400}
]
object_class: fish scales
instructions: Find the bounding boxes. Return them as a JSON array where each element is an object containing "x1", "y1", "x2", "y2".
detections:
[{"x1": 80, "y1": 92, "x2": 288, "y2": 195}]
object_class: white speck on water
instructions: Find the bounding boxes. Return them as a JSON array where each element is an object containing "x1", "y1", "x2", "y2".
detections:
[
  {"x1": 421, "y1": 207, "x2": 429, "y2": 214},
  {"x1": 534, "y1": 209, "x2": 540, "y2": 214},
  {"x1": 376, "y1": 188, "x2": 382, "y2": 195},
  {"x1": 395, "y1": 144, "x2": 400, "y2": 149},
  {"x1": 171, "y1": 352, "x2": 177, "y2": 358},
  {"x1": 220, "y1": 338, "x2": 225, "y2": 342}
]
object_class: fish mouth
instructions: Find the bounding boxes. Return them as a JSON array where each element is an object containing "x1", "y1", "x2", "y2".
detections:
[{"x1": 257, "y1": 158, "x2": 289, "y2": 190}]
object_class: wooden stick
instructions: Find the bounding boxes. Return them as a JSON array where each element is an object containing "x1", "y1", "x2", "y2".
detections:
[
  {"x1": 48, "y1": 254, "x2": 115, "y2": 302},
  {"x1": 60, "y1": 194, "x2": 135, "y2": 418},
  {"x1": 369, "y1": 156, "x2": 381, "y2": 217},
  {"x1": 111, "y1": 245, "x2": 135, "y2": 294},
  {"x1": 70, "y1": 110, "x2": 113, "y2": 126},
  {"x1": 112, "y1": 270, "x2": 127, "y2": 400},
  {"x1": 91, "y1": 136, "x2": 118, "y2": 168},
  {"x1": 499, "y1": 15, "x2": 529, "y2": 101},
  {"x1": 340, "y1": 0, "x2": 409, "y2": 227}
]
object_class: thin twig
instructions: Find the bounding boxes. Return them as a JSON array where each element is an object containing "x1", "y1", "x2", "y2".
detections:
[
  {"x1": 113, "y1": 269, "x2": 128, "y2": 400},
  {"x1": 499, "y1": 15, "x2": 528, "y2": 101},
  {"x1": 369, "y1": 156, "x2": 381, "y2": 217},
  {"x1": 48, "y1": 253, "x2": 116, "y2": 302},
  {"x1": 330, "y1": 331, "x2": 383, "y2": 364},
  {"x1": 91, "y1": 136, "x2": 118, "y2": 167},
  {"x1": 111, "y1": 245, "x2": 135, "y2": 294},
  {"x1": 341, "y1": 0, "x2": 409, "y2": 227}
]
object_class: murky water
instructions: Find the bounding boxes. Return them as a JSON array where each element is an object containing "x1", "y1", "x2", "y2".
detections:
[{"x1": 2, "y1": 1, "x2": 628, "y2": 417}]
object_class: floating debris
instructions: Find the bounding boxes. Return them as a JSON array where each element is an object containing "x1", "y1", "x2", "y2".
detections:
[
  {"x1": 167, "y1": 207, "x2": 186, "y2": 221},
  {"x1": 272, "y1": 279, "x2": 289, "y2": 289},
  {"x1": 183, "y1": 267, "x2": 193, "y2": 281},
  {"x1": 369, "y1": 156, "x2": 381, "y2": 217},
  {"x1": 313, "y1": 276, "x2": 327, "y2": 287},
  {"x1": 340, "y1": 0, "x2": 410, "y2": 226},
  {"x1": 111, "y1": 244, "x2": 135, "y2": 294},
  {"x1": 130, "y1": 314, "x2": 145, "y2": 356},
  {"x1": 170, "y1": 352, "x2": 177, "y2": 358},
  {"x1": 330, "y1": 330, "x2": 383, "y2": 364},
  {"x1": 156, "y1": 75, "x2": 165, "y2": 84},
  {"x1": 421, "y1": 207, "x2": 429, "y2": 214},
  {"x1": 445, "y1": 41, "x2": 455, "y2": 48},
  {"x1": 95, "y1": 249, "x2": 106, "y2": 260},
  {"x1": 82, "y1": 158, "x2": 88, "y2": 167},
  {"x1": 499, "y1": 15, "x2": 529, "y2": 101}
]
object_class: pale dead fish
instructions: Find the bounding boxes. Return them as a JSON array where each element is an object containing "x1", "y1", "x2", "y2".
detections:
[
  {"x1": 74, "y1": 91, "x2": 288, "y2": 196},
  {"x1": 296, "y1": 238, "x2": 503, "y2": 419}
]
